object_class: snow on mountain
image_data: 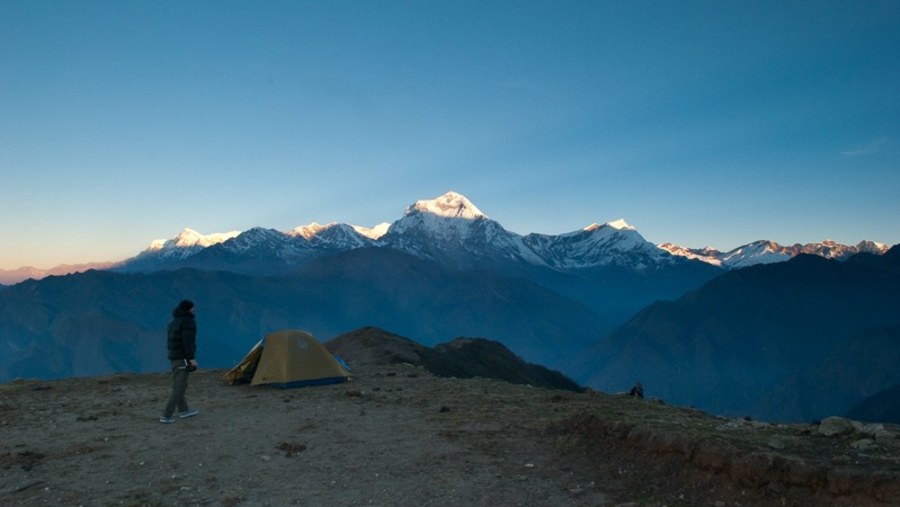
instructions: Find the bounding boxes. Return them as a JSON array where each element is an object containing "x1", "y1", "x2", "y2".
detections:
[
  {"x1": 290, "y1": 222, "x2": 373, "y2": 246},
  {"x1": 6, "y1": 191, "x2": 890, "y2": 283},
  {"x1": 719, "y1": 240, "x2": 792, "y2": 269},
  {"x1": 126, "y1": 192, "x2": 695, "y2": 272},
  {"x1": 147, "y1": 228, "x2": 241, "y2": 251},
  {"x1": 290, "y1": 221, "x2": 389, "y2": 242},
  {"x1": 409, "y1": 190, "x2": 486, "y2": 220},
  {"x1": 119, "y1": 219, "x2": 382, "y2": 275},
  {"x1": 387, "y1": 191, "x2": 487, "y2": 240},
  {"x1": 381, "y1": 192, "x2": 545, "y2": 267},
  {"x1": 604, "y1": 219, "x2": 634, "y2": 231},
  {"x1": 524, "y1": 220, "x2": 673, "y2": 270},
  {"x1": 142, "y1": 228, "x2": 241, "y2": 261},
  {"x1": 134, "y1": 221, "x2": 375, "y2": 270},
  {"x1": 353, "y1": 223, "x2": 390, "y2": 240},
  {"x1": 661, "y1": 239, "x2": 890, "y2": 269},
  {"x1": 212, "y1": 227, "x2": 299, "y2": 258},
  {"x1": 289, "y1": 222, "x2": 332, "y2": 240},
  {"x1": 799, "y1": 239, "x2": 889, "y2": 259},
  {"x1": 383, "y1": 193, "x2": 677, "y2": 270},
  {"x1": 657, "y1": 243, "x2": 723, "y2": 267},
  {"x1": 289, "y1": 222, "x2": 375, "y2": 249},
  {"x1": 855, "y1": 240, "x2": 890, "y2": 255}
]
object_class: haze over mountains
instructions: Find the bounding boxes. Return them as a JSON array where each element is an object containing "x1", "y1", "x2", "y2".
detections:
[{"x1": 1, "y1": 191, "x2": 897, "y2": 423}]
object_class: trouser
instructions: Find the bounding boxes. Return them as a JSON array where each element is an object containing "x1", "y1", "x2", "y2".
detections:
[{"x1": 163, "y1": 360, "x2": 190, "y2": 417}]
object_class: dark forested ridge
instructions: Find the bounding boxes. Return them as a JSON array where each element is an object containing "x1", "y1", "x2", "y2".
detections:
[{"x1": 572, "y1": 247, "x2": 900, "y2": 422}]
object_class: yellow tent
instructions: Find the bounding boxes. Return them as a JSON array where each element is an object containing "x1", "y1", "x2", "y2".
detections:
[{"x1": 223, "y1": 329, "x2": 351, "y2": 388}]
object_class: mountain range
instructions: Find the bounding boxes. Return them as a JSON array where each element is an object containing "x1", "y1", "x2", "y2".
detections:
[
  {"x1": 116, "y1": 192, "x2": 685, "y2": 277},
  {"x1": 0, "y1": 191, "x2": 889, "y2": 285},
  {"x1": 1, "y1": 191, "x2": 897, "y2": 423},
  {"x1": 658, "y1": 239, "x2": 889, "y2": 269},
  {"x1": 0, "y1": 261, "x2": 122, "y2": 286}
]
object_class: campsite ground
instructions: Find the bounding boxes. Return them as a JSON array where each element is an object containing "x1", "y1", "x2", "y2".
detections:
[{"x1": 2, "y1": 364, "x2": 899, "y2": 506}]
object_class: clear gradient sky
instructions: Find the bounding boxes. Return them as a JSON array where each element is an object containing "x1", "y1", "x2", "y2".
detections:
[{"x1": 1, "y1": 1, "x2": 898, "y2": 270}]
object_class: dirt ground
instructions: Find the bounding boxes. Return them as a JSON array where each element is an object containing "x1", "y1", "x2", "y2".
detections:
[{"x1": 2, "y1": 364, "x2": 899, "y2": 507}]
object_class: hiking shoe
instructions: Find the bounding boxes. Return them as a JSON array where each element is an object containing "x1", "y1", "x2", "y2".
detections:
[
  {"x1": 179, "y1": 409, "x2": 199, "y2": 419},
  {"x1": 159, "y1": 416, "x2": 176, "y2": 424}
]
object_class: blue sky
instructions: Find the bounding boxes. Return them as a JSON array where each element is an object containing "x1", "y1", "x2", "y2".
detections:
[{"x1": 1, "y1": 1, "x2": 898, "y2": 270}]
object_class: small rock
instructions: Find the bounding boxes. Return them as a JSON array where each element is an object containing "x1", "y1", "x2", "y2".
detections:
[
  {"x1": 438, "y1": 406, "x2": 451, "y2": 413},
  {"x1": 767, "y1": 438, "x2": 785, "y2": 450},
  {"x1": 875, "y1": 429, "x2": 896, "y2": 442},
  {"x1": 861, "y1": 423, "x2": 885, "y2": 436},
  {"x1": 850, "y1": 438, "x2": 874, "y2": 450},
  {"x1": 818, "y1": 416, "x2": 856, "y2": 437},
  {"x1": 715, "y1": 501, "x2": 726, "y2": 507},
  {"x1": 345, "y1": 388, "x2": 362, "y2": 397},
  {"x1": 276, "y1": 442, "x2": 307, "y2": 457},
  {"x1": 716, "y1": 419, "x2": 743, "y2": 431}
]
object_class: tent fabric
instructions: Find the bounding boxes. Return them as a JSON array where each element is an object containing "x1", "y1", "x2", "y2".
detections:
[
  {"x1": 223, "y1": 339, "x2": 264, "y2": 385},
  {"x1": 223, "y1": 329, "x2": 351, "y2": 388}
]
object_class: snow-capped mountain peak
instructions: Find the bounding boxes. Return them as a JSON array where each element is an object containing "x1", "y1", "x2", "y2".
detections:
[
  {"x1": 353, "y1": 223, "x2": 390, "y2": 240},
  {"x1": 382, "y1": 192, "x2": 545, "y2": 267},
  {"x1": 289, "y1": 222, "x2": 333, "y2": 240},
  {"x1": 406, "y1": 191, "x2": 486, "y2": 220},
  {"x1": 589, "y1": 219, "x2": 635, "y2": 231},
  {"x1": 148, "y1": 228, "x2": 241, "y2": 251},
  {"x1": 289, "y1": 221, "x2": 390, "y2": 241},
  {"x1": 132, "y1": 227, "x2": 244, "y2": 265},
  {"x1": 523, "y1": 220, "x2": 670, "y2": 270},
  {"x1": 387, "y1": 192, "x2": 490, "y2": 243}
]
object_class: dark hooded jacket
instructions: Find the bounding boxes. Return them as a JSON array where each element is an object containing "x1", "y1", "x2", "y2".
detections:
[{"x1": 167, "y1": 306, "x2": 197, "y2": 361}]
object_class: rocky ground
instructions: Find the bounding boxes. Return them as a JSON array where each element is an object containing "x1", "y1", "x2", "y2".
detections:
[{"x1": 2, "y1": 364, "x2": 899, "y2": 506}]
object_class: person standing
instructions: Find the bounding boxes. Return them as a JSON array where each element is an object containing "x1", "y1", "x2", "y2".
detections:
[{"x1": 160, "y1": 299, "x2": 200, "y2": 423}]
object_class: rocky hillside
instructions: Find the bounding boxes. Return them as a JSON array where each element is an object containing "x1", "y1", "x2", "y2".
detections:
[
  {"x1": 326, "y1": 326, "x2": 583, "y2": 392},
  {"x1": 1, "y1": 363, "x2": 898, "y2": 506}
]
